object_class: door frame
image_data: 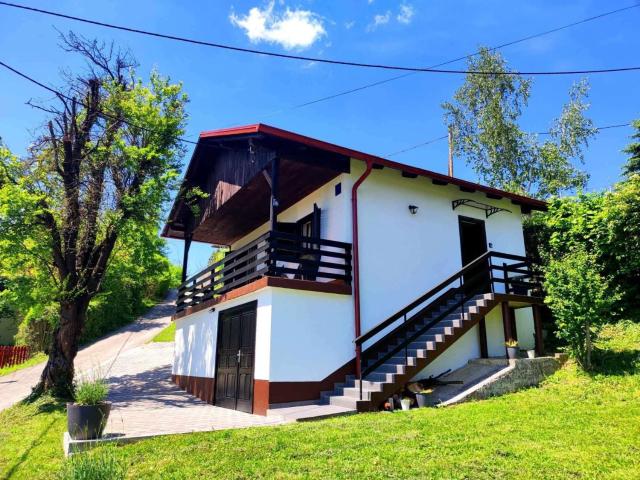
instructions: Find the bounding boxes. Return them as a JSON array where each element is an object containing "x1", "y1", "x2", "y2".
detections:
[
  {"x1": 214, "y1": 300, "x2": 258, "y2": 413},
  {"x1": 457, "y1": 215, "x2": 488, "y2": 266}
]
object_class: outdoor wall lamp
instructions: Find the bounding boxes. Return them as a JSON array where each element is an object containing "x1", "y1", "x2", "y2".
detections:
[{"x1": 408, "y1": 205, "x2": 419, "y2": 215}]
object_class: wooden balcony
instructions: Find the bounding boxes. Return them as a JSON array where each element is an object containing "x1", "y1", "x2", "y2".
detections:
[{"x1": 176, "y1": 231, "x2": 353, "y2": 313}]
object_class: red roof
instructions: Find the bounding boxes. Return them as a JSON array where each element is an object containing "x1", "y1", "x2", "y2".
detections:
[{"x1": 199, "y1": 123, "x2": 547, "y2": 210}]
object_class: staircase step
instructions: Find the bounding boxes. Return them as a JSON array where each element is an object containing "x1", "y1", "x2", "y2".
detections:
[
  {"x1": 354, "y1": 379, "x2": 385, "y2": 390},
  {"x1": 374, "y1": 363, "x2": 406, "y2": 374},
  {"x1": 365, "y1": 371, "x2": 396, "y2": 383},
  {"x1": 329, "y1": 395, "x2": 361, "y2": 409},
  {"x1": 342, "y1": 387, "x2": 382, "y2": 399}
]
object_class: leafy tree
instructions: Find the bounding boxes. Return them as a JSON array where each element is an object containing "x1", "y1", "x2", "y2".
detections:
[
  {"x1": 525, "y1": 175, "x2": 640, "y2": 321},
  {"x1": 544, "y1": 249, "x2": 615, "y2": 370},
  {"x1": 0, "y1": 33, "x2": 187, "y2": 397},
  {"x1": 622, "y1": 119, "x2": 640, "y2": 178},
  {"x1": 443, "y1": 47, "x2": 597, "y2": 198}
]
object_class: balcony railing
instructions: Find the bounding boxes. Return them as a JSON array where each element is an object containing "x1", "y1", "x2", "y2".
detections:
[{"x1": 176, "y1": 231, "x2": 353, "y2": 313}]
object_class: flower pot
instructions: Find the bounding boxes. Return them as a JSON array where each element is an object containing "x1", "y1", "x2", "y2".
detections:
[
  {"x1": 415, "y1": 393, "x2": 429, "y2": 408},
  {"x1": 67, "y1": 402, "x2": 111, "y2": 440},
  {"x1": 507, "y1": 347, "x2": 519, "y2": 360},
  {"x1": 526, "y1": 349, "x2": 536, "y2": 359},
  {"x1": 400, "y1": 398, "x2": 412, "y2": 411}
]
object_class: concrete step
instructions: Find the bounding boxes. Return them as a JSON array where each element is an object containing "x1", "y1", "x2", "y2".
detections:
[
  {"x1": 373, "y1": 363, "x2": 406, "y2": 375},
  {"x1": 365, "y1": 371, "x2": 396, "y2": 383},
  {"x1": 329, "y1": 395, "x2": 360, "y2": 409},
  {"x1": 353, "y1": 379, "x2": 385, "y2": 390}
]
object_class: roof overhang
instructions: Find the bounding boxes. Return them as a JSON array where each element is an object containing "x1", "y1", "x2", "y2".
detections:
[{"x1": 162, "y1": 123, "x2": 546, "y2": 242}]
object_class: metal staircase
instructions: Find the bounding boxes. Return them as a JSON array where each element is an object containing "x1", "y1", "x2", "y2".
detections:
[{"x1": 320, "y1": 251, "x2": 542, "y2": 412}]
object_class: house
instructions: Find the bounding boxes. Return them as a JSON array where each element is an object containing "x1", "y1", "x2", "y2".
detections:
[{"x1": 162, "y1": 124, "x2": 547, "y2": 415}]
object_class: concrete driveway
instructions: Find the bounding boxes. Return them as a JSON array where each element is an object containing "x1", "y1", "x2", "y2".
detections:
[{"x1": 0, "y1": 292, "x2": 175, "y2": 412}]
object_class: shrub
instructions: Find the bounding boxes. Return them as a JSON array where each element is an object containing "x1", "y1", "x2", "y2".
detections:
[
  {"x1": 544, "y1": 249, "x2": 616, "y2": 370},
  {"x1": 74, "y1": 376, "x2": 109, "y2": 405},
  {"x1": 58, "y1": 447, "x2": 126, "y2": 480}
]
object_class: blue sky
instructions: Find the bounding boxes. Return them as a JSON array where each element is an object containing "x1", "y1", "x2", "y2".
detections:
[{"x1": 1, "y1": 0, "x2": 639, "y2": 274}]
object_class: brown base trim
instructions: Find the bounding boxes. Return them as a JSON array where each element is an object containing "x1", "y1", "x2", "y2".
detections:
[
  {"x1": 172, "y1": 374, "x2": 215, "y2": 404},
  {"x1": 253, "y1": 379, "x2": 269, "y2": 415},
  {"x1": 268, "y1": 358, "x2": 355, "y2": 404},
  {"x1": 173, "y1": 276, "x2": 352, "y2": 321}
]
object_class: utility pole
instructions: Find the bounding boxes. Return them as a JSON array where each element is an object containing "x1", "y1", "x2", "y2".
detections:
[{"x1": 448, "y1": 125, "x2": 454, "y2": 177}]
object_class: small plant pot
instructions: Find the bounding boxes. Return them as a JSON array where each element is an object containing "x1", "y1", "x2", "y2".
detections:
[
  {"x1": 415, "y1": 393, "x2": 429, "y2": 408},
  {"x1": 526, "y1": 349, "x2": 536, "y2": 359},
  {"x1": 67, "y1": 402, "x2": 111, "y2": 440},
  {"x1": 400, "y1": 398, "x2": 412, "y2": 411},
  {"x1": 507, "y1": 347, "x2": 519, "y2": 360}
]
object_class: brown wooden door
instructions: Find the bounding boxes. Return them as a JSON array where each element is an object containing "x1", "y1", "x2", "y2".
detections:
[{"x1": 215, "y1": 302, "x2": 257, "y2": 413}]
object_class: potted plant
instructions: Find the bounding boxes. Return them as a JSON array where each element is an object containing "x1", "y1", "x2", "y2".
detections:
[
  {"x1": 505, "y1": 339, "x2": 519, "y2": 360},
  {"x1": 67, "y1": 375, "x2": 111, "y2": 440},
  {"x1": 415, "y1": 389, "x2": 433, "y2": 408},
  {"x1": 400, "y1": 396, "x2": 412, "y2": 411}
]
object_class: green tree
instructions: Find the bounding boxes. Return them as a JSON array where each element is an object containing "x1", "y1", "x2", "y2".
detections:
[
  {"x1": 443, "y1": 47, "x2": 597, "y2": 198},
  {"x1": 622, "y1": 119, "x2": 640, "y2": 178},
  {"x1": 544, "y1": 250, "x2": 615, "y2": 370},
  {"x1": 0, "y1": 33, "x2": 187, "y2": 397}
]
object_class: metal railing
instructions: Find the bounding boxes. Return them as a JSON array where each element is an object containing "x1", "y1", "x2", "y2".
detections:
[{"x1": 353, "y1": 251, "x2": 542, "y2": 399}]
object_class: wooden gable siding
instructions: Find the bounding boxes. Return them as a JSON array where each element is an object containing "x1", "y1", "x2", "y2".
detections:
[{"x1": 196, "y1": 144, "x2": 275, "y2": 226}]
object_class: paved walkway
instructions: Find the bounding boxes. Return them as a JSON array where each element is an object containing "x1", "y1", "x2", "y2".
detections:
[
  {"x1": 103, "y1": 342, "x2": 286, "y2": 437},
  {"x1": 3, "y1": 292, "x2": 354, "y2": 439},
  {"x1": 0, "y1": 293, "x2": 176, "y2": 412}
]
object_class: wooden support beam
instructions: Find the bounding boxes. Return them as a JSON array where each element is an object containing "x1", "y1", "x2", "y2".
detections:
[
  {"x1": 501, "y1": 301, "x2": 515, "y2": 356},
  {"x1": 432, "y1": 179, "x2": 449, "y2": 186},
  {"x1": 533, "y1": 305, "x2": 545, "y2": 356},
  {"x1": 181, "y1": 232, "x2": 193, "y2": 283},
  {"x1": 401, "y1": 171, "x2": 418, "y2": 178},
  {"x1": 478, "y1": 318, "x2": 488, "y2": 358},
  {"x1": 270, "y1": 156, "x2": 280, "y2": 232},
  {"x1": 460, "y1": 185, "x2": 476, "y2": 193},
  {"x1": 372, "y1": 163, "x2": 384, "y2": 170}
]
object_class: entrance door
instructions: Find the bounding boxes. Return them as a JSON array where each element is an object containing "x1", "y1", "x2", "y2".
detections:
[
  {"x1": 458, "y1": 216, "x2": 489, "y2": 291},
  {"x1": 215, "y1": 302, "x2": 257, "y2": 413}
]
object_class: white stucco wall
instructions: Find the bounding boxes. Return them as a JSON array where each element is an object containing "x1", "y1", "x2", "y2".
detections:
[
  {"x1": 173, "y1": 288, "x2": 273, "y2": 380},
  {"x1": 353, "y1": 160, "x2": 527, "y2": 334},
  {"x1": 230, "y1": 172, "x2": 353, "y2": 251},
  {"x1": 485, "y1": 305, "x2": 507, "y2": 357},
  {"x1": 412, "y1": 325, "x2": 482, "y2": 380},
  {"x1": 515, "y1": 307, "x2": 536, "y2": 350},
  {"x1": 269, "y1": 289, "x2": 354, "y2": 382}
]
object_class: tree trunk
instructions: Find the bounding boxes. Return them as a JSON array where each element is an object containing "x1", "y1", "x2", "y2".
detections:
[{"x1": 35, "y1": 298, "x2": 89, "y2": 399}]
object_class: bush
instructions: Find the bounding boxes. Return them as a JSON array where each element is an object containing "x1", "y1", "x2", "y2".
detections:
[
  {"x1": 58, "y1": 447, "x2": 126, "y2": 480},
  {"x1": 544, "y1": 250, "x2": 616, "y2": 370},
  {"x1": 74, "y1": 376, "x2": 109, "y2": 405}
]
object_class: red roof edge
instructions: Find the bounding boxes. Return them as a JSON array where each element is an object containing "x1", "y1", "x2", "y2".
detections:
[{"x1": 198, "y1": 123, "x2": 546, "y2": 210}]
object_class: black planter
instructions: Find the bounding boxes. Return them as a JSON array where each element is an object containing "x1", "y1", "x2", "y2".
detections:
[
  {"x1": 507, "y1": 347, "x2": 519, "y2": 360},
  {"x1": 67, "y1": 402, "x2": 111, "y2": 440}
]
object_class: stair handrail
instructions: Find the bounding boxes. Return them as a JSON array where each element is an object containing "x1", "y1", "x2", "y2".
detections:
[{"x1": 355, "y1": 250, "x2": 493, "y2": 347}]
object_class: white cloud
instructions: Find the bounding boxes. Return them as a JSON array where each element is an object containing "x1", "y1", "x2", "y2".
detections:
[
  {"x1": 397, "y1": 4, "x2": 415, "y2": 24},
  {"x1": 367, "y1": 11, "x2": 390, "y2": 31},
  {"x1": 345, "y1": 20, "x2": 355, "y2": 29},
  {"x1": 229, "y1": 1, "x2": 326, "y2": 50}
]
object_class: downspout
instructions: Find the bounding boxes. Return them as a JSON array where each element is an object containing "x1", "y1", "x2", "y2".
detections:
[{"x1": 351, "y1": 159, "x2": 374, "y2": 379}]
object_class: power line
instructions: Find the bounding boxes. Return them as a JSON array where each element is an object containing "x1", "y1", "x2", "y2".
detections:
[
  {"x1": 0, "y1": 59, "x2": 634, "y2": 166},
  {"x1": 386, "y1": 123, "x2": 633, "y2": 157},
  {"x1": 261, "y1": 3, "x2": 640, "y2": 117},
  {"x1": 1, "y1": 1, "x2": 640, "y2": 76}
]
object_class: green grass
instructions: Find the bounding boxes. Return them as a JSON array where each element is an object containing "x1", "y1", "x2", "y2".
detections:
[
  {"x1": 0, "y1": 352, "x2": 47, "y2": 377},
  {"x1": 150, "y1": 322, "x2": 175, "y2": 343},
  {"x1": 2, "y1": 323, "x2": 639, "y2": 479}
]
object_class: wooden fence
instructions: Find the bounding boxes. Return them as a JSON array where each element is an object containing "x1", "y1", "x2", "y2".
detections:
[{"x1": 0, "y1": 345, "x2": 30, "y2": 369}]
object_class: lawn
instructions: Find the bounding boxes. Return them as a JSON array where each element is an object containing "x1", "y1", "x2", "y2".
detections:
[
  {"x1": 2, "y1": 323, "x2": 639, "y2": 479},
  {"x1": 0, "y1": 352, "x2": 47, "y2": 377},
  {"x1": 151, "y1": 321, "x2": 175, "y2": 343}
]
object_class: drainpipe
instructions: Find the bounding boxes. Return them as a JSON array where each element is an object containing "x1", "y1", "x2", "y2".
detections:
[{"x1": 351, "y1": 159, "x2": 374, "y2": 379}]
